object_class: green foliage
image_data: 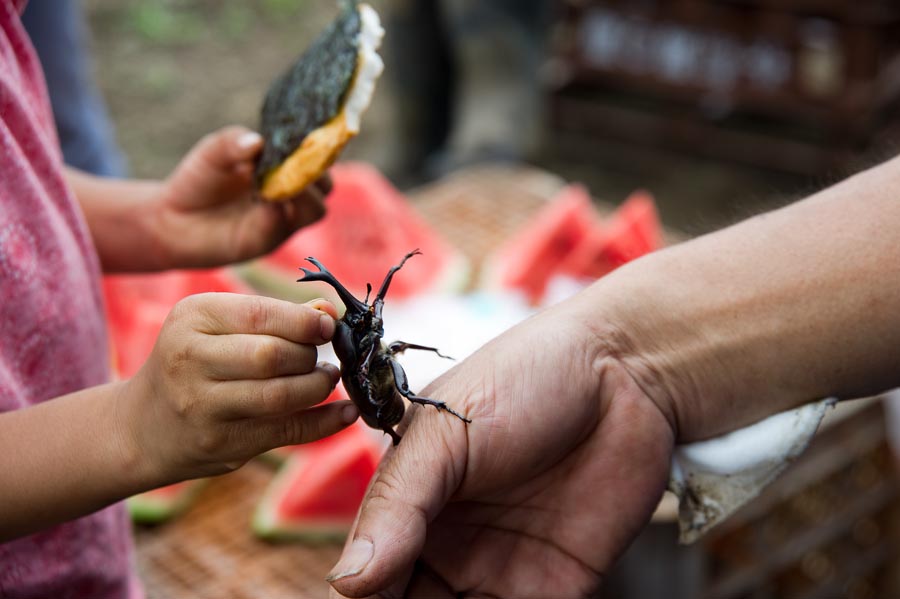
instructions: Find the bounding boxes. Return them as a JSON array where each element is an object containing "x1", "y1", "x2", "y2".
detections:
[
  {"x1": 262, "y1": 0, "x2": 308, "y2": 19},
  {"x1": 130, "y1": 3, "x2": 205, "y2": 44},
  {"x1": 220, "y1": 4, "x2": 253, "y2": 39}
]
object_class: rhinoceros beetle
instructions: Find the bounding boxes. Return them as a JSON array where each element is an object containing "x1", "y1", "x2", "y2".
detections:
[{"x1": 298, "y1": 250, "x2": 471, "y2": 445}]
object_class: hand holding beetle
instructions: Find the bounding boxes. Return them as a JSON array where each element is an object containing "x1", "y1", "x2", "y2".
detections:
[
  {"x1": 120, "y1": 293, "x2": 359, "y2": 486},
  {"x1": 327, "y1": 292, "x2": 675, "y2": 599}
]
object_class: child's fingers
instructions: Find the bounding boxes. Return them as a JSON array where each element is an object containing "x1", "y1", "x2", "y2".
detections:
[
  {"x1": 216, "y1": 363, "x2": 340, "y2": 419},
  {"x1": 200, "y1": 334, "x2": 319, "y2": 380},
  {"x1": 185, "y1": 293, "x2": 336, "y2": 344},
  {"x1": 199, "y1": 125, "x2": 263, "y2": 170},
  {"x1": 254, "y1": 401, "x2": 360, "y2": 450}
]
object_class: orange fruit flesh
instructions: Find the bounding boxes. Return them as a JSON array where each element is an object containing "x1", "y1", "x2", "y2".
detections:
[{"x1": 259, "y1": 111, "x2": 355, "y2": 202}]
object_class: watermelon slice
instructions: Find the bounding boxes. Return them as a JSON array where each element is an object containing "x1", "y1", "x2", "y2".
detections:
[
  {"x1": 240, "y1": 162, "x2": 470, "y2": 305},
  {"x1": 104, "y1": 268, "x2": 251, "y2": 378},
  {"x1": 257, "y1": 385, "x2": 348, "y2": 467},
  {"x1": 481, "y1": 186, "x2": 664, "y2": 305},
  {"x1": 480, "y1": 184, "x2": 599, "y2": 305},
  {"x1": 128, "y1": 479, "x2": 208, "y2": 525},
  {"x1": 253, "y1": 424, "x2": 383, "y2": 543},
  {"x1": 560, "y1": 190, "x2": 662, "y2": 279}
]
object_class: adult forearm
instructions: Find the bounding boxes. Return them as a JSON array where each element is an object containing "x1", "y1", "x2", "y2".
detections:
[
  {"x1": 66, "y1": 167, "x2": 168, "y2": 272},
  {"x1": 0, "y1": 382, "x2": 152, "y2": 541},
  {"x1": 579, "y1": 155, "x2": 900, "y2": 442}
]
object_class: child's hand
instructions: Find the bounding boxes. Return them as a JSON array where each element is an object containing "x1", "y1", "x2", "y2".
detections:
[
  {"x1": 155, "y1": 126, "x2": 330, "y2": 268},
  {"x1": 122, "y1": 293, "x2": 356, "y2": 484}
]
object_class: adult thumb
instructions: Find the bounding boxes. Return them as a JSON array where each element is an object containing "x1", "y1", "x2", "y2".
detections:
[{"x1": 327, "y1": 407, "x2": 468, "y2": 598}]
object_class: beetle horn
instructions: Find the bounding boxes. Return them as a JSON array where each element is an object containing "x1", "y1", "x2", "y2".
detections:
[{"x1": 297, "y1": 257, "x2": 367, "y2": 314}]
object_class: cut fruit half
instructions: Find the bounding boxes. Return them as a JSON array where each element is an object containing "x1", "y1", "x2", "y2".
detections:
[{"x1": 257, "y1": 2, "x2": 384, "y2": 201}]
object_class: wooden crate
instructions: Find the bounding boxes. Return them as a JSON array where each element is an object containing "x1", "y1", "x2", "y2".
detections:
[
  {"x1": 548, "y1": 0, "x2": 900, "y2": 173},
  {"x1": 604, "y1": 400, "x2": 900, "y2": 599}
]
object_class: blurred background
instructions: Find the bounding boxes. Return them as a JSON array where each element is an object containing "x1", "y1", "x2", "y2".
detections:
[
  {"x1": 74, "y1": 0, "x2": 899, "y2": 236},
  {"x1": 49, "y1": 0, "x2": 900, "y2": 597}
]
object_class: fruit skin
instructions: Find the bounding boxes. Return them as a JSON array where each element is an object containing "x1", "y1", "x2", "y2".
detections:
[
  {"x1": 256, "y1": 2, "x2": 362, "y2": 185},
  {"x1": 253, "y1": 424, "x2": 383, "y2": 544},
  {"x1": 256, "y1": 3, "x2": 385, "y2": 201},
  {"x1": 127, "y1": 479, "x2": 208, "y2": 525},
  {"x1": 260, "y1": 112, "x2": 354, "y2": 201}
]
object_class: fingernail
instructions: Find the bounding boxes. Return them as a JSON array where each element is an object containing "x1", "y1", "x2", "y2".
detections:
[
  {"x1": 237, "y1": 131, "x2": 263, "y2": 150},
  {"x1": 326, "y1": 538, "x2": 373, "y2": 582},
  {"x1": 319, "y1": 362, "x2": 341, "y2": 387},
  {"x1": 320, "y1": 313, "x2": 335, "y2": 340},
  {"x1": 341, "y1": 403, "x2": 359, "y2": 424}
]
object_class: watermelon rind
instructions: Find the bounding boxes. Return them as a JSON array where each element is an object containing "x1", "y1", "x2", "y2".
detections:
[
  {"x1": 252, "y1": 509, "x2": 352, "y2": 545},
  {"x1": 252, "y1": 451, "x2": 354, "y2": 544},
  {"x1": 127, "y1": 479, "x2": 208, "y2": 525},
  {"x1": 252, "y1": 429, "x2": 381, "y2": 544}
]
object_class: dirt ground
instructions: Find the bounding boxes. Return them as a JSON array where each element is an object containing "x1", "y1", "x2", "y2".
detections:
[{"x1": 83, "y1": 0, "x2": 829, "y2": 236}]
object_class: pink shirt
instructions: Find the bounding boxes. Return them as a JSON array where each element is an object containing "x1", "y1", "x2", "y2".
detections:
[{"x1": 0, "y1": 2, "x2": 141, "y2": 596}]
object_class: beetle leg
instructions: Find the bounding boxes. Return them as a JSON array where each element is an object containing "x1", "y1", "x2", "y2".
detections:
[
  {"x1": 385, "y1": 428, "x2": 402, "y2": 446},
  {"x1": 297, "y1": 257, "x2": 368, "y2": 315},
  {"x1": 357, "y1": 340, "x2": 379, "y2": 382},
  {"x1": 388, "y1": 341, "x2": 454, "y2": 361},
  {"x1": 373, "y1": 400, "x2": 403, "y2": 446},
  {"x1": 388, "y1": 358, "x2": 471, "y2": 423},
  {"x1": 374, "y1": 249, "x2": 422, "y2": 303}
]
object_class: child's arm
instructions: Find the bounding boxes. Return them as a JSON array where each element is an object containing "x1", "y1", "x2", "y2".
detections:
[
  {"x1": 0, "y1": 294, "x2": 356, "y2": 542},
  {"x1": 67, "y1": 126, "x2": 331, "y2": 273}
]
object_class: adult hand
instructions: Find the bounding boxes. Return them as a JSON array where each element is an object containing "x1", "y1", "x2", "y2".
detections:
[
  {"x1": 156, "y1": 126, "x2": 330, "y2": 268},
  {"x1": 327, "y1": 294, "x2": 675, "y2": 598}
]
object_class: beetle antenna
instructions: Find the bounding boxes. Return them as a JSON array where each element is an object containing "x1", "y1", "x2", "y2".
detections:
[
  {"x1": 365, "y1": 283, "x2": 372, "y2": 304},
  {"x1": 374, "y1": 250, "x2": 422, "y2": 303}
]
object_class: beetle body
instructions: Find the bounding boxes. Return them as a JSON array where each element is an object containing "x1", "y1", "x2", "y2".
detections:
[{"x1": 298, "y1": 250, "x2": 470, "y2": 445}]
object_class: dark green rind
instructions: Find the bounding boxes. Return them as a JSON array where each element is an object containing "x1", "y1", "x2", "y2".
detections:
[
  {"x1": 256, "y1": 2, "x2": 362, "y2": 183},
  {"x1": 252, "y1": 507, "x2": 350, "y2": 545},
  {"x1": 127, "y1": 480, "x2": 208, "y2": 525}
]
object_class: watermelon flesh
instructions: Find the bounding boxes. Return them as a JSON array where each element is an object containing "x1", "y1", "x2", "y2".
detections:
[
  {"x1": 258, "y1": 385, "x2": 349, "y2": 467},
  {"x1": 560, "y1": 190, "x2": 662, "y2": 279},
  {"x1": 482, "y1": 185, "x2": 663, "y2": 305},
  {"x1": 104, "y1": 268, "x2": 250, "y2": 379},
  {"x1": 480, "y1": 184, "x2": 599, "y2": 305},
  {"x1": 127, "y1": 479, "x2": 208, "y2": 524},
  {"x1": 253, "y1": 424, "x2": 383, "y2": 543},
  {"x1": 245, "y1": 162, "x2": 470, "y2": 304}
]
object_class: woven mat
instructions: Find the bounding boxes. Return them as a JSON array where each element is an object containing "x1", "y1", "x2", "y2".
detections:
[
  {"x1": 134, "y1": 165, "x2": 565, "y2": 598},
  {"x1": 135, "y1": 462, "x2": 340, "y2": 599}
]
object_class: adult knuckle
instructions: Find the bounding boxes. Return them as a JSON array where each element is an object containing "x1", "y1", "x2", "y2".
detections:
[
  {"x1": 164, "y1": 344, "x2": 194, "y2": 379},
  {"x1": 194, "y1": 429, "x2": 225, "y2": 458},
  {"x1": 245, "y1": 296, "x2": 269, "y2": 333},
  {"x1": 252, "y1": 338, "x2": 281, "y2": 376}
]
